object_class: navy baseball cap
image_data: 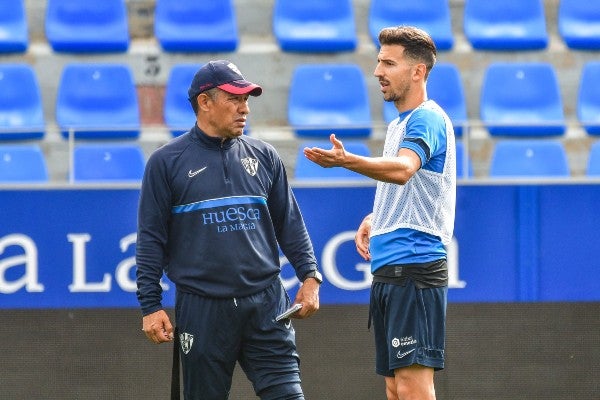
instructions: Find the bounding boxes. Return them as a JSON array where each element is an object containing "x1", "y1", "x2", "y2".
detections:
[{"x1": 188, "y1": 60, "x2": 262, "y2": 100}]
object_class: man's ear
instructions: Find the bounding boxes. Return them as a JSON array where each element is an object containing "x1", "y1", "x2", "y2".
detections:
[
  {"x1": 413, "y1": 63, "x2": 427, "y2": 82},
  {"x1": 196, "y1": 93, "x2": 211, "y2": 112}
]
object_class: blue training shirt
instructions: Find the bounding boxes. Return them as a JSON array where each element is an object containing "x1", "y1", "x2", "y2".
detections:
[{"x1": 370, "y1": 107, "x2": 449, "y2": 271}]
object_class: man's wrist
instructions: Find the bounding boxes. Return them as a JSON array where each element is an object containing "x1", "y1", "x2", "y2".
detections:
[{"x1": 302, "y1": 270, "x2": 323, "y2": 284}]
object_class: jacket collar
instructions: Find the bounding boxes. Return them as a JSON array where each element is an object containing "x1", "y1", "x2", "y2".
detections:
[{"x1": 190, "y1": 124, "x2": 236, "y2": 149}]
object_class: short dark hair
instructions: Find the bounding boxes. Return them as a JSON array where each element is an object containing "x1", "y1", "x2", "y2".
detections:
[
  {"x1": 378, "y1": 26, "x2": 437, "y2": 79},
  {"x1": 189, "y1": 87, "x2": 219, "y2": 115}
]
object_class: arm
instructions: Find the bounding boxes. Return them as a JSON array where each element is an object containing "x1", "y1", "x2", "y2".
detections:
[
  {"x1": 303, "y1": 133, "x2": 422, "y2": 185},
  {"x1": 136, "y1": 154, "x2": 174, "y2": 343},
  {"x1": 267, "y1": 153, "x2": 320, "y2": 318}
]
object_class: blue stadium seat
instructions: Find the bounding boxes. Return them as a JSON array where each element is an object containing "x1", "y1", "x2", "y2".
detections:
[
  {"x1": 586, "y1": 141, "x2": 600, "y2": 176},
  {"x1": 577, "y1": 62, "x2": 600, "y2": 136},
  {"x1": 558, "y1": 0, "x2": 600, "y2": 50},
  {"x1": 0, "y1": 0, "x2": 28, "y2": 53},
  {"x1": 295, "y1": 140, "x2": 371, "y2": 180},
  {"x1": 480, "y1": 63, "x2": 565, "y2": 137},
  {"x1": 383, "y1": 63, "x2": 467, "y2": 136},
  {"x1": 0, "y1": 64, "x2": 44, "y2": 140},
  {"x1": 489, "y1": 140, "x2": 570, "y2": 177},
  {"x1": 155, "y1": 0, "x2": 238, "y2": 52},
  {"x1": 0, "y1": 144, "x2": 48, "y2": 182},
  {"x1": 456, "y1": 141, "x2": 473, "y2": 178},
  {"x1": 72, "y1": 143, "x2": 145, "y2": 182},
  {"x1": 164, "y1": 64, "x2": 202, "y2": 137},
  {"x1": 383, "y1": 101, "x2": 398, "y2": 125},
  {"x1": 464, "y1": 0, "x2": 548, "y2": 50},
  {"x1": 288, "y1": 64, "x2": 371, "y2": 138},
  {"x1": 273, "y1": 0, "x2": 357, "y2": 52},
  {"x1": 56, "y1": 63, "x2": 140, "y2": 139},
  {"x1": 368, "y1": 0, "x2": 453, "y2": 51},
  {"x1": 45, "y1": 0, "x2": 129, "y2": 53}
]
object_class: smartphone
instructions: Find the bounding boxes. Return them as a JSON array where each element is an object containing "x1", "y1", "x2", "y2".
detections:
[{"x1": 275, "y1": 303, "x2": 303, "y2": 321}]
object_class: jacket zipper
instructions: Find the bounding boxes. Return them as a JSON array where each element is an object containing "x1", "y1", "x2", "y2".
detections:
[{"x1": 220, "y1": 142, "x2": 230, "y2": 182}]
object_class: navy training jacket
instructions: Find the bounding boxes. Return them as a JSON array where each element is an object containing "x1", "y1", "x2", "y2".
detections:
[{"x1": 136, "y1": 125, "x2": 318, "y2": 316}]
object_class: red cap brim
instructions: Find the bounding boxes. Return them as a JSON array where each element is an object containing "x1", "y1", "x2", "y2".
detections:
[{"x1": 218, "y1": 80, "x2": 263, "y2": 96}]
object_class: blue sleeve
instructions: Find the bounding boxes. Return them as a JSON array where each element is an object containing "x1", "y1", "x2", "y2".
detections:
[
  {"x1": 401, "y1": 108, "x2": 447, "y2": 173},
  {"x1": 266, "y1": 153, "x2": 318, "y2": 280},
  {"x1": 135, "y1": 151, "x2": 171, "y2": 315}
]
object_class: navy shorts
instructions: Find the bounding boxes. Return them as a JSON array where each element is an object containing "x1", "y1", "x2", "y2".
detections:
[
  {"x1": 370, "y1": 280, "x2": 447, "y2": 376},
  {"x1": 175, "y1": 279, "x2": 304, "y2": 400}
]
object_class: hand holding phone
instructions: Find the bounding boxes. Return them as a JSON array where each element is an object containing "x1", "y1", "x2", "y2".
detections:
[{"x1": 275, "y1": 303, "x2": 303, "y2": 321}]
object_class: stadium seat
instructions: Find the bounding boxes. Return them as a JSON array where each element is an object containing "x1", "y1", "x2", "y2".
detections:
[
  {"x1": 72, "y1": 143, "x2": 145, "y2": 182},
  {"x1": 383, "y1": 63, "x2": 467, "y2": 136},
  {"x1": 164, "y1": 64, "x2": 202, "y2": 136},
  {"x1": 273, "y1": 0, "x2": 357, "y2": 52},
  {"x1": 577, "y1": 62, "x2": 600, "y2": 136},
  {"x1": 295, "y1": 140, "x2": 371, "y2": 180},
  {"x1": 463, "y1": 0, "x2": 548, "y2": 50},
  {"x1": 558, "y1": 0, "x2": 600, "y2": 50},
  {"x1": 489, "y1": 140, "x2": 570, "y2": 177},
  {"x1": 456, "y1": 141, "x2": 473, "y2": 178},
  {"x1": 0, "y1": 0, "x2": 28, "y2": 53},
  {"x1": 288, "y1": 64, "x2": 371, "y2": 138},
  {"x1": 0, "y1": 144, "x2": 48, "y2": 182},
  {"x1": 480, "y1": 63, "x2": 565, "y2": 137},
  {"x1": 586, "y1": 141, "x2": 600, "y2": 176},
  {"x1": 383, "y1": 101, "x2": 398, "y2": 125},
  {"x1": 45, "y1": 0, "x2": 129, "y2": 53},
  {"x1": 56, "y1": 63, "x2": 140, "y2": 139},
  {"x1": 368, "y1": 0, "x2": 453, "y2": 50},
  {"x1": 155, "y1": 0, "x2": 238, "y2": 52},
  {"x1": 0, "y1": 64, "x2": 44, "y2": 140}
]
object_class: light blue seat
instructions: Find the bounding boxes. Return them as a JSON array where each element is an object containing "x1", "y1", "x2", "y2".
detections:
[
  {"x1": 45, "y1": 0, "x2": 129, "y2": 53},
  {"x1": 288, "y1": 64, "x2": 371, "y2": 138},
  {"x1": 368, "y1": 0, "x2": 453, "y2": 50},
  {"x1": 586, "y1": 142, "x2": 600, "y2": 176},
  {"x1": 164, "y1": 64, "x2": 202, "y2": 137},
  {"x1": 480, "y1": 63, "x2": 565, "y2": 137},
  {"x1": 0, "y1": 0, "x2": 28, "y2": 53},
  {"x1": 456, "y1": 141, "x2": 473, "y2": 178},
  {"x1": 56, "y1": 63, "x2": 140, "y2": 139},
  {"x1": 0, "y1": 144, "x2": 48, "y2": 182},
  {"x1": 273, "y1": 0, "x2": 357, "y2": 52},
  {"x1": 295, "y1": 140, "x2": 371, "y2": 180},
  {"x1": 558, "y1": 0, "x2": 600, "y2": 50},
  {"x1": 155, "y1": 0, "x2": 238, "y2": 52},
  {"x1": 464, "y1": 0, "x2": 548, "y2": 50},
  {"x1": 577, "y1": 62, "x2": 600, "y2": 136},
  {"x1": 383, "y1": 101, "x2": 398, "y2": 125},
  {"x1": 0, "y1": 64, "x2": 44, "y2": 140},
  {"x1": 73, "y1": 143, "x2": 145, "y2": 182},
  {"x1": 489, "y1": 140, "x2": 570, "y2": 177},
  {"x1": 428, "y1": 63, "x2": 467, "y2": 137}
]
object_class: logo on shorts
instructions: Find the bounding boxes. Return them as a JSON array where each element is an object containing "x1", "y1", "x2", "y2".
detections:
[
  {"x1": 392, "y1": 336, "x2": 416, "y2": 347},
  {"x1": 397, "y1": 348, "x2": 416, "y2": 359},
  {"x1": 179, "y1": 332, "x2": 194, "y2": 354}
]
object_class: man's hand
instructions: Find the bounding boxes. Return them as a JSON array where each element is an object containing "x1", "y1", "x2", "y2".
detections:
[
  {"x1": 355, "y1": 213, "x2": 372, "y2": 261},
  {"x1": 142, "y1": 309, "x2": 174, "y2": 344},
  {"x1": 303, "y1": 133, "x2": 346, "y2": 168},
  {"x1": 292, "y1": 278, "x2": 320, "y2": 319}
]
